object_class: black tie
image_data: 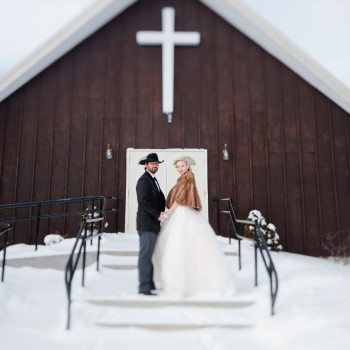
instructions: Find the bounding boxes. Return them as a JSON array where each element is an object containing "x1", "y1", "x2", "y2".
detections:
[{"x1": 153, "y1": 177, "x2": 160, "y2": 192}]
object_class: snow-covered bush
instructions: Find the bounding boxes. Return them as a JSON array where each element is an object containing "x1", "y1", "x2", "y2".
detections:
[
  {"x1": 243, "y1": 209, "x2": 282, "y2": 252},
  {"x1": 79, "y1": 206, "x2": 107, "y2": 236},
  {"x1": 322, "y1": 229, "x2": 350, "y2": 264},
  {"x1": 44, "y1": 234, "x2": 64, "y2": 246}
]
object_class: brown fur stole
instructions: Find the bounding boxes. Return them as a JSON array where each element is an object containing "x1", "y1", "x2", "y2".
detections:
[{"x1": 166, "y1": 171, "x2": 202, "y2": 211}]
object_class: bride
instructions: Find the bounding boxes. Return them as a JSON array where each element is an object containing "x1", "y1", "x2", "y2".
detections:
[{"x1": 152, "y1": 157, "x2": 235, "y2": 298}]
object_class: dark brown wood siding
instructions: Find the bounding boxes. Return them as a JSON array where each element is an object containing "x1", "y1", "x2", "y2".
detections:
[{"x1": 0, "y1": 0, "x2": 349, "y2": 256}]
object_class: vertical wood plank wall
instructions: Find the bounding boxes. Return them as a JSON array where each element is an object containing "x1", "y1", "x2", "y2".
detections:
[{"x1": 0, "y1": 0, "x2": 349, "y2": 256}]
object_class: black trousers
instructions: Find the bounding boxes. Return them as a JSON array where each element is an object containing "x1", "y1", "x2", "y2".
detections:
[{"x1": 137, "y1": 230, "x2": 157, "y2": 293}]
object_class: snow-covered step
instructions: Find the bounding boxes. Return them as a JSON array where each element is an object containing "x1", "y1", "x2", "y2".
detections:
[
  {"x1": 96, "y1": 322, "x2": 251, "y2": 330},
  {"x1": 102, "y1": 264, "x2": 137, "y2": 270},
  {"x1": 2, "y1": 252, "x2": 98, "y2": 270},
  {"x1": 102, "y1": 250, "x2": 237, "y2": 257},
  {"x1": 72, "y1": 296, "x2": 256, "y2": 330},
  {"x1": 86, "y1": 299, "x2": 254, "y2": 308},
  {"x1": 102, "y1": 251, "x2": 138, "y2": 256},
  {"x1": 100, "y1": 251, "x2": 236, "y2": 270}
]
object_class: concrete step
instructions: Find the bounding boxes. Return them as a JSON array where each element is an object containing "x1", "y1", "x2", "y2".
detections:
[
  {"x1": 102, "y1": 264, "x2": 137, "y2": 270},
  {"x1": 77, "y1": 298, "x2": 255, "y2": 330},
  {"x1": 2, "y1": 251, "x2": 98, "y2": 270},
  {"x1": 102, "y1": 251, "x2": 138, "y2": 256},
  {"x1": 1, "y1": 249, "x2": 236, "y2": 270},
  {"x1": 86, "y1": 299, "x2": 254, "y2": 308},
  {"x1": 102, "y1": 250, "x2": 237, "y2": 257},
  {"x1": 96, "y1": 323, "x2": 251, "y2": 330}
]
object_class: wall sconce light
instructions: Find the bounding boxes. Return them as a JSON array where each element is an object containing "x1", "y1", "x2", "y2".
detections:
[
  {"x1": 222, "y1": 144, "x2": 229, "y2": 161},
  {"x1": 106, "y1": 144, "x2": 113, "y2": 160}
]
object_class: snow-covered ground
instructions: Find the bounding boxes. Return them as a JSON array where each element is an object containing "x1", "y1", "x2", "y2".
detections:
[{"x1": 1, "y1": 233, "x2": 349, "y2": 350}]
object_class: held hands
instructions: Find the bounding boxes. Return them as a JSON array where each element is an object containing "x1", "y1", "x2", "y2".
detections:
[
  {"x1": 158, "y1": 212, "x2": 169, "y2": 222},
  {"x1": 158, "y1": 202, "x2": 178, "y2": 221}
]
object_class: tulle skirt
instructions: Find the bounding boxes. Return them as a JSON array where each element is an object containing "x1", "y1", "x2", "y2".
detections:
[{"x1": 152, "y1": 206, "x2": 235, "y2": 298}]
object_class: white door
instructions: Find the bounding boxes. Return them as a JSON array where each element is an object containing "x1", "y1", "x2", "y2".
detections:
[{"x1": 125, "y1": 148, "x2": 208, "y2": 234}]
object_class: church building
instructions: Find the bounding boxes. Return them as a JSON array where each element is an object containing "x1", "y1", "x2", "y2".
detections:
[{"x1": 0, "y1": 0, "x2": 349, "y2": 257}]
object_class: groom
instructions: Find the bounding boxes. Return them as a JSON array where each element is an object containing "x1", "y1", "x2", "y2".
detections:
[{"x1": 136, "y1": 153, "x2": 166, "y2": 295}]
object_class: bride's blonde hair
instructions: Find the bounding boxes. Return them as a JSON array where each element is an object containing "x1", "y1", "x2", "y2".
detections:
[{"x1": 173, "y1": 157, "x2": 191, "y2": 171}]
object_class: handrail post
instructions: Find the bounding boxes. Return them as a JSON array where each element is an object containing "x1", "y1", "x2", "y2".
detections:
[
  {"x1": 116, "y1": 197, "x2": 120, "y2": 233},
  {"x1": 254, "y1": 243, "x2": 258, "y2": 286},
  {"x1": 82, "y1": 223, "x2": 87, "y2": 287},
  {"x1": 1, "y1": 228, "x2": 9, "y2": 282},
  {"x1": 216, "y1": 199, "x2": 220, "y2": 236},
  {"x1": 270, "y1": 274, "x2": 274, "y2": 315},
  {"x1": 97, "y1": 235, "x2": 101, "y2": 271},
  {"x1": 237, "y1": 223, "x2": 242, "y2": 270},
  {"x1": 35, "y1": 202, "x2": 42, "y2": 251},
  {"x1": 254, "y1": 224, "x2": 258, "y2": 286},
  {"x1": 228, "y1": 214, "x2": 232, "y2": 245},
  {"x1": 65, "y1": 265, "x2": 72, "y2": 330},
  {"x1": 90, "y1": 199, "x2": 95, "y2": 245}
]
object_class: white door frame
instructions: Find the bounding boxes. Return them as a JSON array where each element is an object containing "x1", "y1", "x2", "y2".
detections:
[{"x1": 125, "y1": 148, "x2": 208, "y2": 233}]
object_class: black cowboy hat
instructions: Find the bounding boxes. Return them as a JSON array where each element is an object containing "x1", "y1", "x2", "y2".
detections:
[{"x1": 139, "y1": 153, "x2": 164, "y2": 165}]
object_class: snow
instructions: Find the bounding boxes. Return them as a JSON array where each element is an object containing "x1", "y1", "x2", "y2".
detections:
[
  {"x1": 44, "y1": 234, "x2": 64, "y2": 246},
  {"x1": 0, "y1": 0, "x2": 96, "y2": 76},
  {"x1": 1, "y1": 233, "x2": 350, "y2": 349}
]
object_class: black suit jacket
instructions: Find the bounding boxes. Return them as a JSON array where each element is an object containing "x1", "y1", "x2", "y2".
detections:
[{"x1": 136, "y1": 171, "x2": 166, "y2": 233}]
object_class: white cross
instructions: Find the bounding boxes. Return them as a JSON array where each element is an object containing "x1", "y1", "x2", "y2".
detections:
[{"x1": 136, "y1": 7, "x2": 200, "y2": 123}]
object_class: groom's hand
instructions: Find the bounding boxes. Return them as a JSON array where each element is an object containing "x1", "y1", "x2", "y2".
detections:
[{"x1": 158, "y1": 212, "x2": 165, "y2": 221}]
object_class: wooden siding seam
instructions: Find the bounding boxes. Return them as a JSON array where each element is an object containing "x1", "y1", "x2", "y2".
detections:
[
  {"x1": 297, "y1": 80, "x2": 307, "y2": 253},
  {"x1": 114, "y1": 57, "x2": 121, "y2": 199},
  {"x1": 46, "y1": 72, "x2": 57, "y2": 236},
  {"x1": 81, "y1": 64, "x2": 89, "y2": 200},
  {"x1": 246, "y1": 43, "x2": 254, "y2": 208},
  {"x1": 28, "y1": 77, "x2": 42, "y2": 243},
  {"x1": 345, "y1": 112, "x2": 350, "y2": 206},
  {"x1": 135, "y1": 49, "x2": 140, "y2": 148},
  {"x1": 312, "y1": 89, "x2": 324, "y2": 253},
  {"x1": 262, "y1": 53, "x2": 271, "y2": 220},
  {"x1": 12, "y1": 91, "x2": 24, "y2": 243},
  {"x1": 280, "y1": 68, "x2": 289, "y2": 250},
  {"x1": 99, "y1": 46, "x2": 108, "y2": 197},
  {"x1": 13, "y1": 91, "x2": 23, "y2": 201},
  {"x1": 328, "y1": 100, "x2": 340, "y2": 230},
  {"x1": 215, "y1": 86, "x2": 219, "y2": 197},
  {"x1": 63, "y1": 60, "x2": 74, "y2": 233},
  {"x1": 0, "y1": 102, "x2": 9, "y2": 201},
  {"x1": 47, "y1": 71, "x2": 59, "y2": 203},
  {"x1": 346, "y1": 112, "x2": 350, "y2": 177},
  {"x1": 231, "y1": 33, "x2": 237, "y2": 204}
]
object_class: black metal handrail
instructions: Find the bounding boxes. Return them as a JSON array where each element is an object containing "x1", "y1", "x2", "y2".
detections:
[
  {"x1": 0, "y1": 195, "x2": 122, "y2": 282},
  {"x1": 105, "y1": 196, "x2": 124, "y2": 233},
  {"x1": 253, "y1": 221, "x2": 279, "y2": 315},
  {"x1": 0, "y1": 196, "x2": 108, "y2": 250},
  {"x1": 214, "y1": 198, "x2": 255, "y2": 270},
  {"x1": 0, "y1": 223, "x2": 11, "y2": 282},
  {"x1": 65, "y1": 215, "x2": 105, "y2": 330},
  {"x1": 215, "y1": 198, "x2": 278, "y2": 315}
]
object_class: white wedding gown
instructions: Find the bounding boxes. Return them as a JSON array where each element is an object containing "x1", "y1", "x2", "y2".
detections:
[{"x1": 152, "y1": 206, "x2": 235, "y2": 298}]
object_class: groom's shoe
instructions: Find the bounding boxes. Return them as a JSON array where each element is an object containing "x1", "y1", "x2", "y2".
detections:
[{"x1": 139, "y1": 290, "x2": 157, "y2": 296}]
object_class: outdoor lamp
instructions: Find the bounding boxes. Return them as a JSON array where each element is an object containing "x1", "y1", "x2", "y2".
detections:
[
  {"x1": 106, "y1": 144, "x2": 113, "y2": 160},
  {"x1": 222, "y1": 144, "x2": 229, "y2": 161}
]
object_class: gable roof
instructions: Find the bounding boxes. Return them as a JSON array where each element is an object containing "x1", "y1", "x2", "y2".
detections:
[{"x1": 0, "y1": 0, "x2": 349, "y2": 114}]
